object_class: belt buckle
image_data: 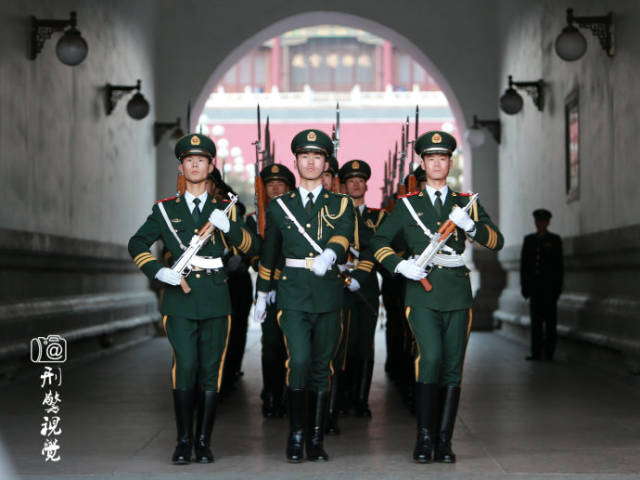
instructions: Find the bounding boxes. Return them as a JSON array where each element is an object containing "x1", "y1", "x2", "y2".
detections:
[{"x1": 305, "y1": 257, "x2": 314, "y2": 270}]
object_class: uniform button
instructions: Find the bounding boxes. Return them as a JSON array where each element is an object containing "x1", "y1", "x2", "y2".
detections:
[
  {"x1": 309, "y1": 253, "x2": 314, "y2": 257},
  {"x1": 194, "y1": 229, "x2": 198, "y2": 233},
  {"x1": 282, "y1": 276, "x2": 287, "y2": 280},
  {"x1": 437, "y1": 221, "x2": 441, "y2": 225},
  {"x1": 196, "y1": 273, "x2": 201, "y2": 278},
  {"x1": 306, "y1": 223, "x2": 311, "y2": 228},
  {"x1": 437, "y1": 265, "x2": 443, "y2": 269}
]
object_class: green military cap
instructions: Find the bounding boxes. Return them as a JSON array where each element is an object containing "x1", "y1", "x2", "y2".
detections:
[
  {"x1": 174, "y1": 133, "x2": 216, "y2": 161},
  {"x1": 260, "y1": 163, "x2": 296, "y2": 188},
  {"x1": 533, "y1": 208, "x2": 552, "y2": 220},
  {"x1": 290, "y1": 129, "x2": 334, "y2": 157},
  {"x1": 339, "y1": 159, "x2": 371, "y2": 183},
  {"x1": 414, "y1": 130, "x2": 457, "y2": 157},
  {"x1": 325, "y1": 155, "x2": 339, "y2": 175}
]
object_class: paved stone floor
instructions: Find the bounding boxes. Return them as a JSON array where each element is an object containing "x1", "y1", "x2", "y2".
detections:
[{"x1": 1, "y1": 326, "x2": 640, "y2": 480}]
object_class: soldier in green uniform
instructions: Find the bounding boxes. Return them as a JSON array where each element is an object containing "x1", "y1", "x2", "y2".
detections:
[
  {"x1": 371, "y1": 131, "x2": 503, "y2": 464},
  {"x1": 330, "y1": 160, "x2": 386, "y2": 427},
  {"x1": 128, "y1": 133, "x2": 257, "y2": 465},
  {"x1": 254, "y1": 129, "x2": 355, "y2": 462},
  {"x1": 247, "y1": 163, "x2": 296, "y2": 417},
  {"x1": 321, "y1": 155, "x2": 339, "y2": 191}
]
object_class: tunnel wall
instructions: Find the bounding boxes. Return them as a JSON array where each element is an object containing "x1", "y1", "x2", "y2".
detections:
[
  {"x1": 0, "y1": 0, "x2": 160, "y2": 378},
  {"x1": 494, "y1": 0, "x2": 640, "y2": 372}
]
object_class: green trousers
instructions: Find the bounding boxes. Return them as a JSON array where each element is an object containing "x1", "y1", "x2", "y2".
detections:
[
  {"x1": 163, "y1": 315, "x2": 231, "y2": 391},
  {"x1": 261, "y1": 304, "x2": 286, "y2": 387},
  {"x1": 277, "y1": 309, "x2": 342, "y2": 392},
  {"x1": 335, "y1": 295, "x2": 379, "y2": 371},
  {"x1": 405, "y1": 306, "x2": 472, "y2": 386}
]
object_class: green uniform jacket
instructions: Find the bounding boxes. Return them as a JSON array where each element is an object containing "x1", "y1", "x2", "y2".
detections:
[
  {"x1": 371, "y1": 190, "x2": 504, "y2": 311},
  {"x1": 246, "y1": 210, "x2": 284, "y2": 291},
  {"x1": 257, "y1": 188, "x2": 356, "y2": 313},
  {"x1": 128, "y1": 194, "x2": 258, "y2": 319},
  {"x1": 349, "y1": 206, "x2": 387, "y2": 306}
]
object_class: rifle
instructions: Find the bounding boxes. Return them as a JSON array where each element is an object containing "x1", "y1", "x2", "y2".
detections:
[
  {"x1": 415, "y1": 193, "x2": 479, "y2": 292},
  {"x1": 171, "y1": 192, "x2": 239, "y2": 294},
  {"x1": 253, "y1": 105, "x2": 267, "y2": 238},
  {"x1": 406, "y1": 112, "x2": 418, "y2": 193},
  {"x1": 397, "y1": 128, "x2": 407, "y2": 197}
]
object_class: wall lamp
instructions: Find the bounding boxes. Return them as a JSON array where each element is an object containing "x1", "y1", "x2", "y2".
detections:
[
  {"x1": 499, "y1": 75, "x2": 545, "y2": 115},
  {"x1": 30, "y1": 11, "x2": 88, "y2": 66},
  {"x1": 555, "y1": 8, "x2": 615, "y2": 61},
  {"x1": 154, "y1": 118, "x2": 184, "y2": 145},
  {"x1": 105, "y1": 79, "x2": 150, "y2": 120},
  {"x1": 465, "y1": 115, "x2": 501, "y2": 147}
]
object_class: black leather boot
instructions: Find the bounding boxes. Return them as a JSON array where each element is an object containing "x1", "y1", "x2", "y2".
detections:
[
  {"x1": 171, "y1": 389, "x2": 195, "y2": 465},
  {"x1": 194, "y1": 390, "x2": 217, "y2": 463},
  {"x1": 413, "y1": 383, "x2": 438, "y2": 463},
  {"x1": 354, "y1": 360, "x2": 373, "y2": 418},
  {"x1": 434, "y1": 385, "x2": 461, "y2": 463},
  {"x1": 325, "y1": 372, "x2": 342, "y2": 435},
  {"x1": 306, "y1": 391, "x2": 329, "y2": 461},
  {"x1": 286, "y1": 389, "x2": 306, "y2": 463}
]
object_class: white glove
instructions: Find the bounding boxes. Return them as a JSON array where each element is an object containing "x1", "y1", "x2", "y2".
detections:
[
  {"x1": 254, "y1": 291, "x2": 267, "y2": 323},
  {"x1": 395, "y1": 259, "x2": 427, "y2": 281},
  {"x1": 449, "y1": 207, "x2": 475, "y2": 232},
  {"x1": 311, "y1": 249, "x2": 336, "y2": 277},
  {"x1": 266, "y1": 290, "x2": 277, "y2": 306},
  {"x1": 347, "y1": 278, "x2": 361, "y2": 292},
  {"x1": 209, "y1": 209, "x2": 230, "y2": 233},
  {"x1": 155, "y1": 267, "x2": 182, "y2": 286}
]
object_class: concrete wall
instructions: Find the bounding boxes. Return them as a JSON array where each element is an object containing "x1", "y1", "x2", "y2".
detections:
[
  {"x1": 0, "y1": 1, "x2": 159, "y2": 378},
  {"x1": 494, "y1": 0, "x2": 640, "y2": 372}
]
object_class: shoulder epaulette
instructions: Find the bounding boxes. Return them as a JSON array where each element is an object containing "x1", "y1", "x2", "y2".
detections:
[
  {"x1": 398, "y1": 191, "x2": 420, "y2": 198},
  {"x1": 155, "y1": 195, "x2": 176, "y2": 204}
]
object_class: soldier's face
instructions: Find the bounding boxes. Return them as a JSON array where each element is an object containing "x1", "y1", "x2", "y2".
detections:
[
  {"x1": 179, "y1": 155, "x2": 213, "y2": 184},
  {"x1": 265, "y1": 180, "x2": 288, "y2": 199},
  {"x1": 345, "y1": 177, "x2": 367, "y2": 199},
  {"x1": 422, "y1": 154, "x2": 452, "y2": 182},
  {"x1": 321, "y1": 171, "x2": 334, "y2": 189},
  {"x1": 295, "y1": 152, "x2": 326, "y2": 181}
]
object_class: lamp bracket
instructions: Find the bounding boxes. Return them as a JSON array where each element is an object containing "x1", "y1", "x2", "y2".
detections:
[
  {"x1": 29, "y1": 11, "x2": 77, "y2": 60},
  {"x1": 567, "y1": 8, "x2": 615, "y2": 57},
  {"x1": 472, "y1": 115, "x2": 501, "y2": 144},
  {"x1": 509, "y1": 76, "x2": 545, "y2": 112},
  {"x1": 154, "y1": 117, "x2": 181, "y2": 145},
  {"x1": 105, "y1": 80, "x2": 141, "y2": 115}
]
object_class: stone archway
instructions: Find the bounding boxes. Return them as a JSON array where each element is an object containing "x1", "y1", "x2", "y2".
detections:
[{"x1": 192, "y1": 11, "x2": 473, "y2": 191}]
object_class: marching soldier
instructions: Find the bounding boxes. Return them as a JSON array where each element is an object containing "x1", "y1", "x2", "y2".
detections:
[
  {"x1": 128, "y1": 133, "x2": 257, "y2": 465},
  {"x1": 248, "y1": 163, "x2": 296, "y2": 417},
  {"x1": 254, "y1": 129, "x2": 355, "y2": 462},
  {"x1": 520, "y1": 209, "x2": 563, "y2": 361},
  {"x1": 321, "y1": 155, "x2": 339, "y2": 191},
  {"x1": 331, "y1": 160, "x2": 386, "y2": 426},
  {"x1": 371, "y1": 131, "x2": 503, "y2": 464}
]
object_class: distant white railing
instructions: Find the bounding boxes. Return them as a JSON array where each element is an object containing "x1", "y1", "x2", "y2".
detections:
[{"x1": 205, "y1": 85, "x2": 449, "y2": 109}]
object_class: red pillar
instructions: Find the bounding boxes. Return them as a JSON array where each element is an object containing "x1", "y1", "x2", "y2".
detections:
[
  {"x1": 271, "y1": 36, "x2": 281, "y2": 92},
  {"x1": 383, "y1": 40, "x2": 393, "y2": 90}
]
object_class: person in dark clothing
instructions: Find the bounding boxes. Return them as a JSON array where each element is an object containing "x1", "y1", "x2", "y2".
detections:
[{"x1": 520, "y1": 209, "x2": 564, "y2": 361}]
